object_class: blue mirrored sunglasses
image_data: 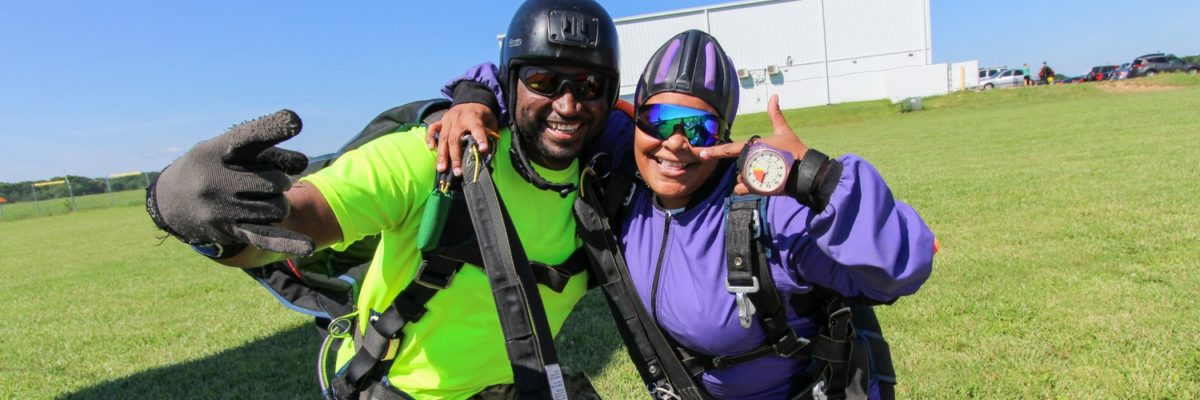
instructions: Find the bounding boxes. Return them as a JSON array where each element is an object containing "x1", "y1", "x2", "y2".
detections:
[{"x1": 635, "y1": 103, "x2": 726, "y2": 147}]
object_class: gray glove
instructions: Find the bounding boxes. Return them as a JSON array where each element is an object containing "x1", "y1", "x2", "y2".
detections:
[{"x1": 146, "y1": 109, "x2": 315, "y2": 257}]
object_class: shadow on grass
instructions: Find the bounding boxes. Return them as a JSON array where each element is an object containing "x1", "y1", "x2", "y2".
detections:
[
  {"x1": 61, "y1": 324, "x2": 322, "y2": 399},
  {"x1": 60, "y1": 291, "x2": 627, "y2": 399},
  {"x1": 554, "y1": 289, "x2": 628, "y2": 379}
]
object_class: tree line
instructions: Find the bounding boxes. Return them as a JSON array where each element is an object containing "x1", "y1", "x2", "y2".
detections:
[{"x1": 0, "y1": 172, "x2": 159, "y2": 203}]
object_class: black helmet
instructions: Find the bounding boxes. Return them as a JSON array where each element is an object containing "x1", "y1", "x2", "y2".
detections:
[
  {"x1": 636, "y1": 29, "x2": 739, "y2": 129},
  {"x1": 499, "y1": 0, "x2": 620, "y2": 109},
  {"x1": 498, "y1": 0, "x2": 620, "y2": 197}
]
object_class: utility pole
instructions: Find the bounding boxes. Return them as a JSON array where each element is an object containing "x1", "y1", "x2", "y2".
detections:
[{"x1": 64, "y1": 173, "x2": 77, "y2": 212}]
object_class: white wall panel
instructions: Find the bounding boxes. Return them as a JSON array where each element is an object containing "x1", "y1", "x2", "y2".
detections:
[
  {"x1": 766, "y1": 77, "x2": 828, "y2": 111},
  {"x1": 706, "y1": 0, "x2": 825, "y2": 70},
  {"x1": 949, "y1": 60, "x2": 980, "y2": 91},
  {"x1": 829, "y1": 73, "x2": 885, "y2": 104},
  {"x1": 827, "y1": 51, "x2": 928, "y2": 76},
  {"x1": 608, "y1": 0, "x2": 945, "y2": 111},
  {"x1": 615, "y1": 12, "x2": 708, "y2": 92},
  {"x1": 823, "y1": 0, "x2": 928, "y2": 61},
  {"x1": 735, "y1": 62, "x2": 827, "y2": 114},
  {"x1": 884, "y1": 64, "x2": 949, "y2": 101}
]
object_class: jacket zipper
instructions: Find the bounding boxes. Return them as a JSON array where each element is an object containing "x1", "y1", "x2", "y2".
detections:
[{"x1": 650, "y1": 210, "x2": 672, "y2": 322}]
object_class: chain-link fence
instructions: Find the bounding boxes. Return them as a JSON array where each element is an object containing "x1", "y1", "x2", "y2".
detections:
[{"x1": 0, "y1": 172, "x2": 156, "y2": 222}]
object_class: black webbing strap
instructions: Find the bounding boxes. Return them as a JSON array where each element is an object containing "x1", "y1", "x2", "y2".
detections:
[
  {"x1": 815, "y1": 301, "x2": 854, "y2": 399},
  {"x1": 709, "y1": 196, "x2": 840, "y2": 371},
  {"x1": 460, "y1": 138, "x2": 567, "y2": 400},
  {"x1": 706, "y1": 196, "x2": 858, "y2": 399},
  {"x1": 573, "y1": 168, "x2": 710, "y2": 400},
  {"x1": 433, "y1": 244, "x2": 589, "y2": 294},
  {"x1": 727, "y1": 196, "x2": 800, "y2": 354},
  {"x1": 329, "y1": 257, "x2": 462, "y2": 399},
  {"x1": 724, "y1": 197, "x2": 763, "y2": 329},
  {"x1": 326, "y1": 197, "x2": 589, "y2": 400}
]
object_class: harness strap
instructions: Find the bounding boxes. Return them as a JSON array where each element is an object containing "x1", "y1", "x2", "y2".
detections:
[
  {"x1": 460, "y1": 137, "x2": 567, "y2": 400},
  {"x1": 433, "y1": 242, "x2": 589, "y2": 294},
  {"x1": 326, "y1": 251, "x2": 587, "y2": 399},
  {"x1": 816, "y1": 302, "x2": 854, "y2": 399},
  {"x1": 723, "y1": 196, "x2": 863, "y2": 399},
  {"x1": 574, "y1": 163, "x2": 710, "y2": 400},
  {"x1": 724, "y1": 197, "x2": 762, "y2": 329},
  {"x1": 329, "y1": 257, "x2": 460, "y2": 399},
  {"x1": 328, "y1": 143, "x2": 587, "y2": 400}
]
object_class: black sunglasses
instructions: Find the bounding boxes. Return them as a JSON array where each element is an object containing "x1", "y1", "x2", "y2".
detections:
[{"x1": 518, "y1": 66, "x2": 610, "y2": 101}]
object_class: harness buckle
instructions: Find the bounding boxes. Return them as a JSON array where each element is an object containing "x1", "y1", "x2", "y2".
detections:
[
  {"x1": 414, "y1": 261, "x2": 455, "y2": 290},
  {"x1": 827, "y1": 306, "x2": 854, "y2": 337},
  {"x1": 726, "y1": 277, "x2": 760, "y2": 329},
  {"x1": 773, "y1": 330, "x2": 812, "y2": 358}
]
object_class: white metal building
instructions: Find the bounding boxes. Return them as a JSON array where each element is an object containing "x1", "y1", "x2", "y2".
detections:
[{"x1": 609, "y1": 0, "x2": 974, "y2": 114}]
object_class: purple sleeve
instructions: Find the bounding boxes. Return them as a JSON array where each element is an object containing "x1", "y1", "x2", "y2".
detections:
[
  {"x1": 440, "y1": 62, "x2": 507, "y2": 126},
  {"x1": 769, "y1": 154, "x2": 935, "y2": 302}
]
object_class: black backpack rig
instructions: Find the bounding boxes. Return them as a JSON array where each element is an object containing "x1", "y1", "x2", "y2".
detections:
[{"x1": 572, "y1": 150, "x2": 899, "y2": 400}]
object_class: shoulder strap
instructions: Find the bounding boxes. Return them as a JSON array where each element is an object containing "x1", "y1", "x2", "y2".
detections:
[
  {"x1": 457, "y1": 137, "x2": 568, "y2": 400},
  {"x1": 574, "y1": 162, "x2": 711, "y2": 400},
  {"x1": 717, "y1": 196, "x2": 816, "y2": 368}
]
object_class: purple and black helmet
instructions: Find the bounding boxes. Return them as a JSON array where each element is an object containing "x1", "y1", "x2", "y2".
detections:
[{"x1": 636, "y1": 29, "x2": 740, "y2": 132}]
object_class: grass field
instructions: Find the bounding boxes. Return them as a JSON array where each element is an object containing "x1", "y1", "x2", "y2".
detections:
[{"x1": 2, "y1": 75, "x2": 1198, "y2": 399}]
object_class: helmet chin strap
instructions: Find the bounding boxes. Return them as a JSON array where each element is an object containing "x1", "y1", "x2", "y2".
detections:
[{"x1": 509, "y1": 128, "x2": 578, "y2": 198}]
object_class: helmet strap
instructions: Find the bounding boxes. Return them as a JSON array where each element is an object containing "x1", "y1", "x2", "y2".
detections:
[{"x1": 508, "y1": 128, "x2": 578, "y2": 198}]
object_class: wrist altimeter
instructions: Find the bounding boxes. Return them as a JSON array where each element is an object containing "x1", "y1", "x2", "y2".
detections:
[
  {"x1": 739, "y1": 141, "x2": 794, "y2": 196},
  {"x1": 737, "y1": 140, "x2": 842, "y2": 212}
]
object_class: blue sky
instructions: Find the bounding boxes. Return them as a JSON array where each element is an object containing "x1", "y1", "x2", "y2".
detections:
[{"x1": 2, "y1": 0, "x2": 1197, "y2": 183}]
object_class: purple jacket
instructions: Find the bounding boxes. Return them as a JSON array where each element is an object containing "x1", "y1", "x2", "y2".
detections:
[{"x1": 445, "y1": 64, "x2": 935, "y2": 399}]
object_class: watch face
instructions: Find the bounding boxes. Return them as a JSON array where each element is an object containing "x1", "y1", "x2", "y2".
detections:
[{"x1": 743, "y1": 149, "x2": 789, "y2": 193}]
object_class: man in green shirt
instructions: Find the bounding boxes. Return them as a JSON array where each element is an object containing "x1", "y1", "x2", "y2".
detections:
[{"x1": 145, "y1": 1, "x2": 619, "y2": 398}]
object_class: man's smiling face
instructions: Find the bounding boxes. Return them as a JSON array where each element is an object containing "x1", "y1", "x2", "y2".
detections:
[{"x1": 511, "y1": 65, "x2": 611, "y2": 170}]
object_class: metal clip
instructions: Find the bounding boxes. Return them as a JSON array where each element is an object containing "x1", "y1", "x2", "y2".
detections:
[
  {"x1": 326, "y1": 311, "x2": 358, "y2": 340},
  {"x1": 751, "y1": 208, "x2": 762, "y2": 239},
  {"x1": 726, "y1": 277, "x2": 760, "y2": 328},
  {"x1": 648, "y1": 382, "x2": 681, "y2": 400}
]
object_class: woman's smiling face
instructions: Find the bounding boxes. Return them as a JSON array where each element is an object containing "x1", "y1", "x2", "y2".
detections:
[{"x1": 633, "y1": 92, "x2": 724, "y2": 209}]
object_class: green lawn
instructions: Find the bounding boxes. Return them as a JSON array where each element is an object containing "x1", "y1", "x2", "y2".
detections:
[{"x1": 2, "y1": 76, "x2": 1198, "y2": 399}]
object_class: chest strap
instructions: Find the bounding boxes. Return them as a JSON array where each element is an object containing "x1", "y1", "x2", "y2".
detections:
[{"x1": 428, "y1": 240, "x2": 589, "y2": 293}]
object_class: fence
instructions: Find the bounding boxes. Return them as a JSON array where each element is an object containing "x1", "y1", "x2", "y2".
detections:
[{"x1": 0, "y1": 171, "x2": 153, "y2": 222}]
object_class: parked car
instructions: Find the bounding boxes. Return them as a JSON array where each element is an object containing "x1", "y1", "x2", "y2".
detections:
[
  {"x1": 1084, "y1": 65, "x2": 1119, "y2": 82},
  {"x1": 1128, "y1": 53, "x2": 1200, "y2": 78},
  {"x1": 978, "y1": 68, "x2": 1024, "y2": 89},
  {"x1": 1058, "y1": 76, "x2": 1086, "y2": 84},
  {"x1": 1108, "y1": 63, "x2": 1132, "y2": 80},
  {"x1": 979, "y1": 66, "x2": 1005, "y2": 80}
]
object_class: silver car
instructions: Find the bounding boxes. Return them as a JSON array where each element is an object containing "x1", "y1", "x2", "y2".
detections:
[
  {"x1": 1129, "y1": 53, "x2": 1200, "y2": 78},
  {"x1": 978, "y1": 69, "x2": 1024, "y2": 90}
]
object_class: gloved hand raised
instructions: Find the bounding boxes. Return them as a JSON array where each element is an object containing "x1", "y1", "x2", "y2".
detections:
[{"x1": 146, "y1": 109, "x2": 315, "y2": 257}]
